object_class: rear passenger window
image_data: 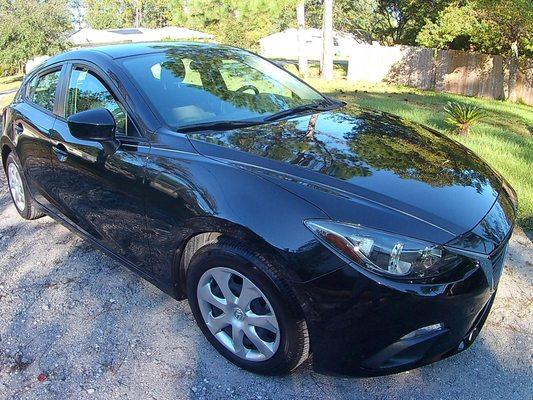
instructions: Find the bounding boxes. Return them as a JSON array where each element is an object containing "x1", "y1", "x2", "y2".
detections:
[{"x1": 27, "y1": 70, "x2": 61, "y2": 112}]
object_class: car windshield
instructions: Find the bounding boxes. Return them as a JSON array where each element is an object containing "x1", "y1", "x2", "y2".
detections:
[{"x1": 120, "y1": 45, "x2": 326, "y2": 130}]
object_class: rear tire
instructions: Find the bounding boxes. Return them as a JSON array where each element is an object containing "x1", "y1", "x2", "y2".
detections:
[
  {"x1": 186, "y1": 240, "x2": 309, "y2": 375},
  {"x1": 5, "y1": 152, "x2": 45, "y2": 220}
]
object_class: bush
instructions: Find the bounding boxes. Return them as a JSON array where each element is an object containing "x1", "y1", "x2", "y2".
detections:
[
  {"x1": 444, "y1": 101, "x2": 486, "y2": 135},
  {"x1": 0, "y1": 0, "x2": 71, "y2": 75}
]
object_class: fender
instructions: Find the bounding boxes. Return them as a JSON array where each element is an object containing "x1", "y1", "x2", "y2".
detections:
[{"x1": 143, "y1": 131, "x2": 345, "y2": 294}]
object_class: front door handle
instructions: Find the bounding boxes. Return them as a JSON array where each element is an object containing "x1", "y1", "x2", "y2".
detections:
[
  {"x1": 52, "y1": 143, "x2": 69, "y2": 162},
  {"x1": 14, "y1": 123, "x2": 24, "y2": 135}
]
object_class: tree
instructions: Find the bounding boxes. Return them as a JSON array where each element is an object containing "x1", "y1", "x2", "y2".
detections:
[
  {"x1": 373, "y1": 0, "x2": 448, "y2": 45},
  {"x1": 417, "y1": 0, "x2": 533, "y2": 101},
  {"x1": 321, "y1": 0, "x2": 334, "y2": 80},
  {"x1": 0, "y1": 0, "x2": 71, "y2": 75},
  {"x1": 84, "y1": 0, "x2": 124, "y2": 29},
  {"x1": 475, "y1": 0, "x2": 533, "y2": 101},
  {"x1": 134, "y1": 0, "x2": 142, "y2": 28},
  {"x1": 305, "y1": 0, "x2": 375, "y2": 41},
  {"x1": 417, "y1": 3, "x2": 496, "y2": 52},
  {"x1": 331, "y1": 0, "x2": 375, "y2": 41},
  {"x1": 297, "y1": 1, "x2": 309, "y2": 77},
  {"x1": 84, "y1": 0, "x2": 172, "y2": 30},
  {"x1": 305, "y1": 0, "x2": 445, "y2": 45},
  {"x1": 70, "y1": 0, "x2": 85, "y2": 30},
  {"x1": 141, "y1": 0, "x2": 173, "y2": 28},
  {"x1": 172, "y1": 0, "x2": 295, "y2": 51}
]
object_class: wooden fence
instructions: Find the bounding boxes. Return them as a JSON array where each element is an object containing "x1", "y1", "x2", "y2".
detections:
[{"x1": 347, "y1": 44, "x2": 533, "y2": 105}]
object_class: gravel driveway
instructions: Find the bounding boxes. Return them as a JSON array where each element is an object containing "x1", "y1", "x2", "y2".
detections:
[{"x1": 0, "y1": 172, "x2": 531, "y2": 400}]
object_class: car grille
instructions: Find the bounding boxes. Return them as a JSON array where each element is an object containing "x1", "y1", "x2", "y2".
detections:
[{"x1": 489, "y1": 238, "x2": 510, "y2": 284}]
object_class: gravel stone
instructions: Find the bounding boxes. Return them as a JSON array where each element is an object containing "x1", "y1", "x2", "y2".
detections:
[{"x1": 0, "y1": 172, "x2": 531, "y2": 399}]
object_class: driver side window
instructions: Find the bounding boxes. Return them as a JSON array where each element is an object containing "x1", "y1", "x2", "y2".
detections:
[{"x1": 66, "y1": 68, "x2": 127, "y2": 135}]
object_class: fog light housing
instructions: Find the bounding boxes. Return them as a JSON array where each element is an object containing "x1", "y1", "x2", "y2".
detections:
[{"x1": 401, "y1": 323, "x2": 444, "y2": 340}]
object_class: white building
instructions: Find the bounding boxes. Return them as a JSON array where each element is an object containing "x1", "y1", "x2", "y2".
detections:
[
  {"x1": 259, "y1": 28, "x2": 369, "y2": 60},
  {"x1": 69, "y1": 26, "x2": 214, "y2": 47},
  {"x1": 25, "y1": 27, "x2": 215, "y2": 73}
]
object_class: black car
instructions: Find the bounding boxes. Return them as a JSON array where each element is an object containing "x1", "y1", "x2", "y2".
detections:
[{"x1": 1, "y1": 42, "x2": 517, "y2": 376}]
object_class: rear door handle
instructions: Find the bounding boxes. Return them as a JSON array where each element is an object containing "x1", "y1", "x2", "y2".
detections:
[
  {"x1": 14, "y1": 123, "x2": 24, "y2": 135},
  {"x1": 52, "y1": 143, "x2": 69, "y2": 162}
]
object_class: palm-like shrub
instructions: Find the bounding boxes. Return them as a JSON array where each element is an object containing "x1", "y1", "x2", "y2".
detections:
[{"x1": 444, "y1": 102, "x2": 486, "y2": 136}]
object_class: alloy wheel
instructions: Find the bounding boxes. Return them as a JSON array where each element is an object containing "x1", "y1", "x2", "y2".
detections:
[
  {"x1": 196, "y1": 267, "x2": 280, "y2": 361},
  {"x1": 7, "y1": 163, "x2": 25, "y2": 212}
]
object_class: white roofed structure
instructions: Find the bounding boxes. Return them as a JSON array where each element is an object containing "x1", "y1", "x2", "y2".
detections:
[
  {"x1": 69, "y1": 27, "x2": 214, "y2": 47},
  {"x1": 260, "y1": 28, "x2": 370, "y2": 60}
]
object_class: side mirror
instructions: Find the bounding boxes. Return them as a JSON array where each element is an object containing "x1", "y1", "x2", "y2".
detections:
[{"x1": 67, "y1": 108, "x2": 116, "y2": 142}]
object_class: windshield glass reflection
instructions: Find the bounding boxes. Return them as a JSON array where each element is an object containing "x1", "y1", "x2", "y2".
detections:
[{"x1": 120, "y1": 44, "x2": 324, "y2": 129}]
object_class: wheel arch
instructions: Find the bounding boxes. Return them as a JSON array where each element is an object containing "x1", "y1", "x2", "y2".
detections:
[
  {"x1": 1, "y1": 142, "x2": 13, "y2": 173},
  {"x1": 176, "y1": 231, "x2": 220, "y2": 297},
  {"x1": 171, "y1": 220, "x2": 295, "y2": 300}
]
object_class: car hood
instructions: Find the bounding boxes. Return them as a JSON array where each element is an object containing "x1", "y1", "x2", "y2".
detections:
[{"x1": 188, "y1": 105, "x2": 508, "y2": 241}]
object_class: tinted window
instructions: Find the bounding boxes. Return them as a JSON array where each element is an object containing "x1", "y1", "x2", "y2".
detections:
[
  {"x1": 66, "y1": 68, "x2": 127, "y2": 134},
  {"x1": 28, "y1": 70, "x2": 61, "y2": 112},
  {"x1": 121, "y1": 46, "x2": 324, "y2": 129}
]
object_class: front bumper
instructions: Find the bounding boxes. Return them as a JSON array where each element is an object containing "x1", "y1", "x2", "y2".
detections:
[
  {"x1": 295, "y1": 245, "x2": 505, "y2": 376},
  {"x1": 296, "y1": 189, "x2": 515, "y2": 376}
]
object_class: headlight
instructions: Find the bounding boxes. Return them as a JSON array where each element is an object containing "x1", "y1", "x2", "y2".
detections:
[{"x1": 305, "y1": 220, "x2": 462, "y2": 279}]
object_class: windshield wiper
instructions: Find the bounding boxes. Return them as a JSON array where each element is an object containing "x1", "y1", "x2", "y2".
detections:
[
  {"x1": 176, "y1": 99, "x2": 343, "y2": 132},
  {"x1": 264, "y1": 99, "x2": 340, "y2": 122},
  {"x1": 177, "y1": 119, "x2": 265, "y2": 133}
]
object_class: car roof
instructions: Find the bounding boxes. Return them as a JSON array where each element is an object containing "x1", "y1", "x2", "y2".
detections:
[
  {"x1": 88, "y1": 41, "x2": 228, "y2": 59},
  {"x1": 41, "y1": 41, "x2": 234, "y2": 66}
]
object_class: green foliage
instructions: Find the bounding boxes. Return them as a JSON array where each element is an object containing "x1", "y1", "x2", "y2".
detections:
[
  {"x1": 172, "y1": 0, "x2": 296, "y2": 51},
  {"x1": 476, "y1": 0, "x2": 532, "y2": 41},
  {"x1": 306, "y1": 0, "x2": 448, "y2": 45},
  {"x1": 306, "y1": 0, "x2": 376, "y2": 40},
  {"x1": 0, "y1": 0, "x2": 71, "y2": 75},
  {"x1": 332, "y1": 0, "x2": 376, "y2": 37},
  {"x1": 84, "y1": 0, "x2": 123, "y2": 29},
  {"x1": 84, "y1": 0, "x2": 173, "y2": 30},
  {"x1": 83, "y1": 0, "x2": 296, "y2": 50},
  {"x1": 141, "y1": 0, "x2": 173, "y2": 28},
  {"x1": 372, "y1": 0, "x2": 449, "y2": 45},
  {"x1": 418, "y1": 4, "x2": 478, "y2": 50},
  {"x1": 444, "y1": 101, "x2": 486, "y2": 135},
  {"x1": 417, "y1": 0, "x2": 533, "y2": 58}
]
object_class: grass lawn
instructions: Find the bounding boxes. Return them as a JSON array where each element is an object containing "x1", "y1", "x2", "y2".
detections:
[
  {"x1": 0, "y1": 93, "x2": 15, "y2": 110},
  {"x1": 310, "y1": 79, "x2": 533, "y2": 231},
  {"x1": 0, "y1": 74, "x2": 23, "y2": 92},
  {"x1": 0, "y1": 75, "x2": 22, "y2": 110}
]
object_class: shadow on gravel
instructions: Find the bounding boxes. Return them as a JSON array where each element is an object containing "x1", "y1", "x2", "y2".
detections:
[
  {"x1": 0, "y1": 178, "x2": 12, "y2": 216},
  {"x1": 1, "y1": 216, "x2": 531, "y2": 399},
  {"x1": 0, "y1": 168, "x2": 531, "y2": 399},
  {"x1": 0, "y1": 231, "x2": 171, "y2": 397}
]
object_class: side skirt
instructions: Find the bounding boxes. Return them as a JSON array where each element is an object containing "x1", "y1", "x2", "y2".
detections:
[{"x1": 36, "y1": 203, "x2": 180, "y2": 300}]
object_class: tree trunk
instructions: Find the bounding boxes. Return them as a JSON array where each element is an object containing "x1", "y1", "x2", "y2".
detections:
[
  {"x1": 297, "y1": 1, "x2": 309, "y2": 78},
  {"x1": 508, "y1": 40, "x2": 519, "y2": 102},
  {"x1": 321, "y1": 0, "x2": 334, "y2": 80},
  {"x1": 134, "y1": 0, "x2": 142, "y2": 28}
]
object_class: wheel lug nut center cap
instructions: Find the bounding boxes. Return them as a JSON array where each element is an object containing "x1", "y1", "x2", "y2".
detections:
[{"x1": 233, "y1": 308, "x2": 245, "y2": 321}]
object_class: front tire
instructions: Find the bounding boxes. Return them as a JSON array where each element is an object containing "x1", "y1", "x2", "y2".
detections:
[
  {"x1": 186, "y1": 240, "x2": 309, "y2": 375},
  {"x1": 5, "y1": 152, "x2": 45, "y2": 220}
]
